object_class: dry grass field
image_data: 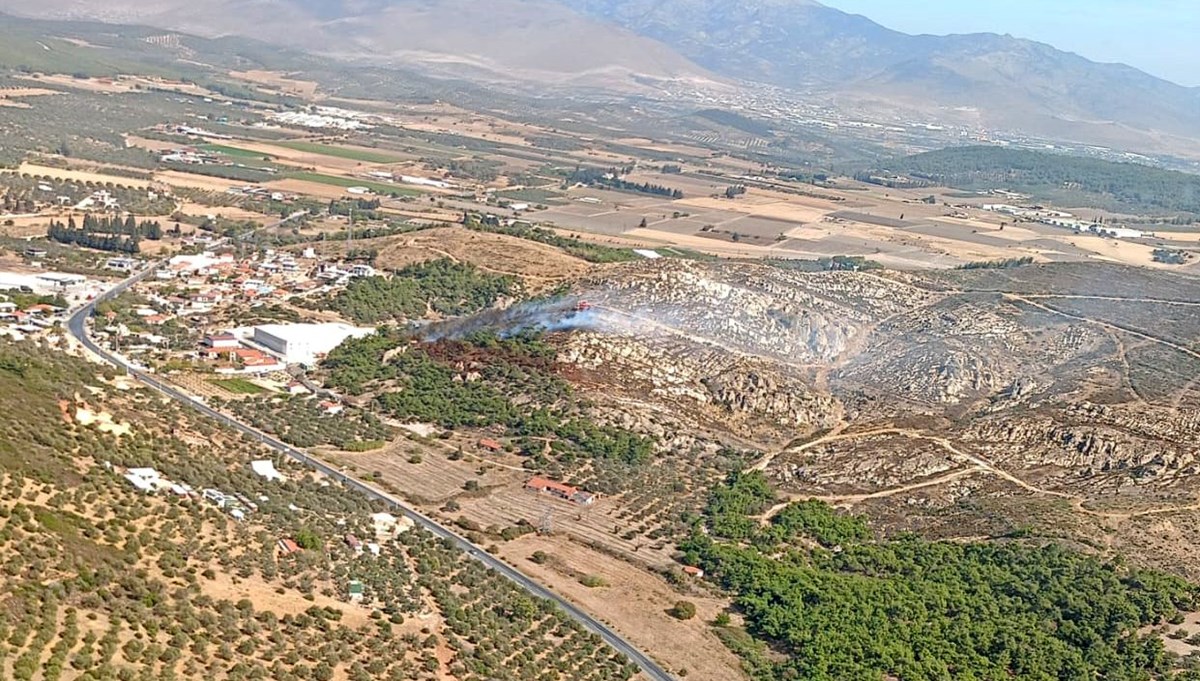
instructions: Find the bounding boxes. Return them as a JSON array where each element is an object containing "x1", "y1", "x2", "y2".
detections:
[
  {"x1": 303, "y1": 226, "x2": 595, "y2": 287},
  {"x1": 229, "y1": 69, "x2": 322, "y2": 98},
  {"x1": 14, "y1": 162, "x2": 151, "y2": 188},
  {"x1": 496, "y1": 534, "x2": 744, "y2": 681},
  {"x1": 0, "y1": 86, "x2": 60, "y2": 108}
]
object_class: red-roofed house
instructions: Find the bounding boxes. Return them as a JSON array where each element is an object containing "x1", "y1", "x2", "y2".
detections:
[
  {"x1": 478, "y1": 438, "x2": 503, "y2": 453},
  {"x1": 277, "y1": 538, "x2": 301, "y2": 556},
  {"x1": 25, "y1": 304, "x2": 59, "y2": 316},
  {"x1": 525, "y1": 476, "x2": 596, "y2": 505}
]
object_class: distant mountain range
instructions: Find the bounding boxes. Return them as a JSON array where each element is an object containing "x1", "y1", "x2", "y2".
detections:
[
  {"x1": 2, "y1": 0, "x2": 1199, "y2": 150},
  {"x1": 564, "y1": 0, "x2": 1200, "y2": 143},
  {"x1": 0, "y1": 0, "x2": 715, "y2": 89}
]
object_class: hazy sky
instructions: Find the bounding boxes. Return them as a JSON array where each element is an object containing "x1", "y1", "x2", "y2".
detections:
[{"x1": 823, "y1": 0, "x2": 1200, "y2": 87}]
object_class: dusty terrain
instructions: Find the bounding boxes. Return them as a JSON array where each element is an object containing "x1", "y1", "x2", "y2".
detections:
[
  {"x1": 496, "y1": 534, "x2": 743, "y2": 681},
  {"x1": 12, "y1": 162, "x2": 151, "y2": 188},
  {"x1": 301, "y1": 226, "x2": 595, "y2": 288},
  {"x1": 370, "y1": 258, "x2": 1200, "y2": 584},
  {"x1": 563, "y1": 260, "x2": 1200, "y2": 572}
]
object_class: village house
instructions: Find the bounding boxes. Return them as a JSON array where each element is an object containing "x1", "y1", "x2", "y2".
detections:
[
  {"x1": 477, "y1": 437, "x2": 504, "y2": 453},
  {"x1": 525, "y1": 476, "x2": 596, "y2": 505},
  {"x1": 277, "y1": 538, "x2": 302, "y2": 556},
  {"x1": 24, "y1": 304, "x2": 63, "y2": 318},
  {"x1": 124, "y1": 467, "x2": 167, "y2": 493}
]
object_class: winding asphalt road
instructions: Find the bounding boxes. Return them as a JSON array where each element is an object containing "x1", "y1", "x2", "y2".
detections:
[{"x1": 66, "y1": 253, "x2": 675, "y2": 681}]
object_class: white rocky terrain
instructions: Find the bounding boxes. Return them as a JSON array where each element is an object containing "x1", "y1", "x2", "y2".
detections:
[{"x1": 545, "y1": 259, "x2": 1200, "y2": 558}]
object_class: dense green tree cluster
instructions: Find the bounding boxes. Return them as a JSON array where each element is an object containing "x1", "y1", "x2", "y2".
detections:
[
  {"x1": 682, "y1": 474, "x2": 1200, "y2": 681},
  {"x1": 326, "y1": 198, "x2": 383, "y2": 220},
  {"x1": 863, "y1": 146, "x2": 1200, "y2": 216},
  {"x1": 324, "y1": 331, "x2": 654, "y2": 467},
  {"x1": 566, "y1": 167, "x2": 683, "y2": 199},
  {"x1": 320, "y1": 258, "x2": 517, "y2": 324},
  {"x1": 423, "y1": 157, "x2": 501, "y2": 182},
  {"x1": 46, "y1": 214, "x2": 162, "y2": 254}
]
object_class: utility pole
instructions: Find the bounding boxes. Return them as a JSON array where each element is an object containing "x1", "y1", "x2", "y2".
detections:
[{"x1": 538, "y1": 505, "x2": 554, "y2": 535}]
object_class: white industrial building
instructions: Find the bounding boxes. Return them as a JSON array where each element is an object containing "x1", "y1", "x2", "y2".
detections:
[{"x1": 251, "y1": 323, "x2": 374, "y2": 366}]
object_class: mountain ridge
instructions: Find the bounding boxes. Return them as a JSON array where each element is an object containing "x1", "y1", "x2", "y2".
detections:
[
  {"x1": 0, "y1": 0, "x2": 1197, "y2": 148},
  {"x1": 0, "y1": 0, "x2": 721, "y2": 89}
]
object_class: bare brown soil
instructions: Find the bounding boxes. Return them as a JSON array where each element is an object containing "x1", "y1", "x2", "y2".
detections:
[
  {"x1": 304, "y1": 226, "x2": 594, "y2": 288},
  {"x1": 13, "y1": 163, "x2": 151, "y2": 188},
  {"x1": 229, "y1": 70, "x2": 321, "y2": 99},
  {"x1": 496, "y1": 534, "x2": 744, "y2": 681}
]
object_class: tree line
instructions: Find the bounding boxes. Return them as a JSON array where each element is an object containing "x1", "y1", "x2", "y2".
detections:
[
  {"x1": 566, "y1": 167, "x2": 683, "y2": 199},
  {"x1": 465, "y1": 216, "x2": 638, "y2": 263},
  {"x1": 46, "y1": 214, "x2": 165, "y2": 253},
  {"x1": 314, "y1": 258, "x2": 517, "y2": 324}
]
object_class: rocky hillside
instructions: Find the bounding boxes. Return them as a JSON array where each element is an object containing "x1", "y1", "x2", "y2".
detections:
[
  {"x1": 551, "y1": 259, "x2": 1200, "y2": 532},
  {"x1": 563, "y1": 0, "x2": 1200, "y2": 141},
  {"x1": 0, "y1": 0, "x2": 716, "y2": 89}
]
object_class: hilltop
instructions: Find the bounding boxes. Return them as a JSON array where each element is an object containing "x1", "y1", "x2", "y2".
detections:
[{"x1": 863, "y1": 146, "x2": 1200, "y2": 216}]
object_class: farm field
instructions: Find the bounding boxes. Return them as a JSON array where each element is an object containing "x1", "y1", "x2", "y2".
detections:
[
  {"x1": 208, "y1": 377, "x2": 269, "y2": 394},
  {"x1": 199, "y1": 143, "x2": 276, "y2": 160},
  {"x1": 281, "y1": 171, "x2": 422, "y2": 196},
  {"x1": 11, "y1": 162, "x2": 151, "y2": 188},
  {"x1": 326, "y1": 436, "x2": 526, "y2": 505},
  {"x1": 269, "y1": 140, "x2": 405, "y2": 164},
  {"x1": 496, "y1": 534, "x2": 743, "y2": 681}
]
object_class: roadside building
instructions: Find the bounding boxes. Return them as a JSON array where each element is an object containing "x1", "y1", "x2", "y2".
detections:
[
  {"x1": 106, "y1": 257, "x2": 139, "y2": 272},
  {"x1": 250, "y1": 460, "x2": 286, "y2": 482},
  {"x1": 251, "y1": 323, "x2": 374, "y2": 366}
]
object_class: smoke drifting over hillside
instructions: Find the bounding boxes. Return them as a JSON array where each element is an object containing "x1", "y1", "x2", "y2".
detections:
[{"x1": 421, "y1": 297, "x2": 612, "y2": 340}]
